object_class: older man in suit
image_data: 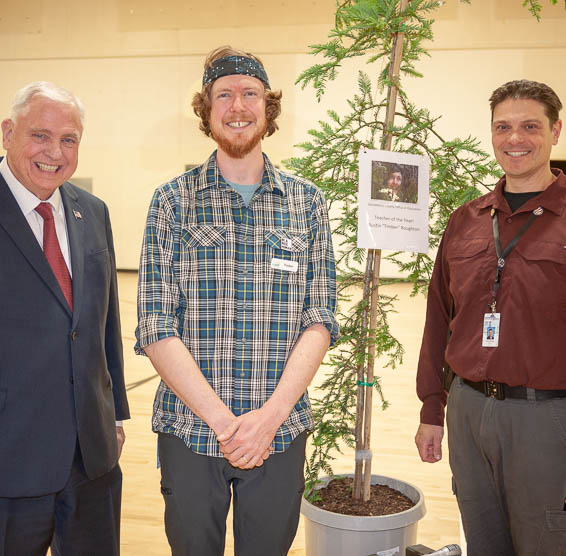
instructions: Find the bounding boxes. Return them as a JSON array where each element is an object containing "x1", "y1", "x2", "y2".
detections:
[{"x1": 0, "y1": 82, "x2": 129, "y2": 555}]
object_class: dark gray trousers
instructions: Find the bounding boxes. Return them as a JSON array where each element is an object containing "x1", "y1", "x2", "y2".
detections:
[
  {"x1": 157, "y1": 431, "x2": 307, "y2": 556},
  {"x1": 0, "y1": 444, "x2": 122, "y2": 556},
  {"x1": 447, "y1": 377, "x2": 566, "y2": 556}
]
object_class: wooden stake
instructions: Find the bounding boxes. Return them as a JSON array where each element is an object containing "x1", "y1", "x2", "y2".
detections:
[
  {"x1": 353, "y1": 0, "x2": 409, "y2": 503},
  {"x1": 353, "y1": 248, "x2": 375, "y2": 500},
  {"x1": 361, "y1": 250, "x2": 382, "y2": 500},
  {"x1": 381, "y1": 0, "x2": 409, "y2": 151}
]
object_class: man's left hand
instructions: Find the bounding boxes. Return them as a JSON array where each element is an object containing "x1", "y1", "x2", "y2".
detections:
[
  {"x1": 116, "y1": 425, "x2": 126, "y2": 459},
  {"x1": 217, "y1": 409, "x2": 279, "y2": 469}
]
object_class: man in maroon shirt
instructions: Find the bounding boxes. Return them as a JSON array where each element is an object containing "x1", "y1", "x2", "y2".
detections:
[{"x1": 415, "y1": 80, "x2": 566, "y2": 555}]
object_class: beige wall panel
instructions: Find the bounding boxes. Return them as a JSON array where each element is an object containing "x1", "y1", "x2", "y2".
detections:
[
  {"x1": 432, "y1": 0, "x2": 459, "y2": 20},
  {"x1": 1, "y1": 0, "x2": 562, "y2": 60},
  {"x1": 403, "y1": 48, "x2": 566, "y2": 161},
  {"x1": 0, "y1": 0, "x2": 333, "y2": 59},
  {"x1": 117, "y1": 0, "x2": 335, "y2": 31},
  {"x1": 431, "y1": 0, "x2": 566, "y2": 50},
  {"x1": 494, "y1": 0, "x2": 566, "y2": 20},
  {"x1": 0, "y1": 0, "x2": 42, "y2": 33}
]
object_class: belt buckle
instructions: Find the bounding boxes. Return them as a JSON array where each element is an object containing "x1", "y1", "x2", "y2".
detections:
[{"x1": 485, "y1": 380, "x2": 505, "y2": 400}]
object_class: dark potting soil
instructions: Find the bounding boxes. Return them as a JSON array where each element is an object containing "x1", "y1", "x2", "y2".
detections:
[{"x1": 312, "y1": 477, "x2": 415, "y2": 517}]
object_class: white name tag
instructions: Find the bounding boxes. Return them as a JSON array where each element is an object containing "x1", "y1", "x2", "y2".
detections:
[{"x1": 271, "y1": 257, "x2": 298, "y2": 273}]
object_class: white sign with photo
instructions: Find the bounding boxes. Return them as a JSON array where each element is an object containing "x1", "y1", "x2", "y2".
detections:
[{"x1": 357, "y1": 149, "x2": 430, "y2": 253}]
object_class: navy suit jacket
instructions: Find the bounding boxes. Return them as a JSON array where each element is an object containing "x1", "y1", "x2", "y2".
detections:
[{"x1": 0, "y1": 173, "x2": 130, "y2": 497}]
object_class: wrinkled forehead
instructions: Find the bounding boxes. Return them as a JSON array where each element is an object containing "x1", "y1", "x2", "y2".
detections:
[
  {"x1": 19, "y1": 95, "x2": 81, "y2": 120},
  {"x1": 17, "y1": 96, "x2": 83, "y2": 136}
]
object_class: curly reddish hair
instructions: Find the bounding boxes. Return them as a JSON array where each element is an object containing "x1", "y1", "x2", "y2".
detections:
[{"x1": 192, "y1": 45, "x2": 282, "y2": 138}]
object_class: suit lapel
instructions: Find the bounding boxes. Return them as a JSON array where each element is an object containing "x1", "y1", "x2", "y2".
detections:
[
  {"x1": 0, "y1": 174, "x2": 72, "y2": 315},
  {"x1": 60, "y1": 183, "x2": 84, "y2": 326}
]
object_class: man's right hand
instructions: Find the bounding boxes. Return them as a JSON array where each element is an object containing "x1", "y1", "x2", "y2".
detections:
[
  {"x1": 415, "y1": 423, "x2": 444, "y2": 463},
  {"x1": 217, "y1": 408, "x2": 278, "y2": 469}
]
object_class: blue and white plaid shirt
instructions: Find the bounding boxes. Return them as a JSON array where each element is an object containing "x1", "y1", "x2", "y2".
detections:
[{"x1": 135, "y1": 152, "x2": 338, "y2": 457}]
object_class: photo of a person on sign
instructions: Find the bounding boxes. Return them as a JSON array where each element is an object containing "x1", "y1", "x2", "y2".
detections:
[{"x1": 370, "y1": 161, "x2": 418, "y2": 203}]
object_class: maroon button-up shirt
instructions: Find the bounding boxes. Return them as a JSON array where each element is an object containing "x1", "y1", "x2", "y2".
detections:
[{"x1": 417, "y1": 169, "x2": 566, "y2": 426}]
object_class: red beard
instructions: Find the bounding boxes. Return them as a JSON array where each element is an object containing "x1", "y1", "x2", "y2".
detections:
[{"x1": 211, "y1": 119, "x2": 267, "y2": 159}]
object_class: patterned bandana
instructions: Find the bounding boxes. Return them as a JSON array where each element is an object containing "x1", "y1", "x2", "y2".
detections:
[{"x1": 202, "y1": 55, "x2": 270, "y2": 89}]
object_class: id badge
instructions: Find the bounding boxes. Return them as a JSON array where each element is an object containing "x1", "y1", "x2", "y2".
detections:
[{"x1": 482, "y1": 313, "x2": 500, "y2": 347}]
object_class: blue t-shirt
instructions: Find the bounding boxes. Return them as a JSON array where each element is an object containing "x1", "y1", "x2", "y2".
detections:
[{"x1": 225, "y1": 178, "x2": 260, "y2": 207}]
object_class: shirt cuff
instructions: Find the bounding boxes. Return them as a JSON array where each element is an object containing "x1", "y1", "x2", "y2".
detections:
[
  {"x1": 301, "y1": 307, "x2": 339, "y2": 346},
  {"x1": 419, "y1": 393, "x2": 447, "y2": 427},
  {"x1": 135, "y1": 313, "x2": 180, "y2": 355}
]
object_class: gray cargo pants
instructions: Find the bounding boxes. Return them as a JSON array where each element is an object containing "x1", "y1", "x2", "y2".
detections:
[{"x1": 447, "y1": 377, "x2": 566, "y2": 556}]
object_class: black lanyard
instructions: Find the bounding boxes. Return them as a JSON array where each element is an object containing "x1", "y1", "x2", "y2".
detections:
[{"x1": 489, "y1": 206, "x2": 543, "y2": 312}]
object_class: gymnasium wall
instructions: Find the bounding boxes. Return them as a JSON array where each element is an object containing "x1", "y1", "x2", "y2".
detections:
[{"x1": 1, "y1": 0, "x2": 564, "y2": 270}]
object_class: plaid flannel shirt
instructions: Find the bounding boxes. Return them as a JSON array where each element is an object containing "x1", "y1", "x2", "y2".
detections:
[{"x1": 135, "y1": 152, "x2": 338, "y2": 456}]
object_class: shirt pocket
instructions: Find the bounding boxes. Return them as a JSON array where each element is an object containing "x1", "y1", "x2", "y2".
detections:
[
  {"x1": 446, "y1": 238, "x2": 490, "y2": 300},
  {"x1": 514, "y1": 239, "x2": 566, "y2": 304},
  {"x1": 179, "y1": 225, "x2": 227, "y2": 283},
  {"x1": 515, "y1": 239, "x2": 566, "y2": 267},
  {"x1": 264, "y1": 229, "x2": 308, "y2": 286},
  {"x1": 181, "y1": 225, "x2": 227, "y2": 249}
]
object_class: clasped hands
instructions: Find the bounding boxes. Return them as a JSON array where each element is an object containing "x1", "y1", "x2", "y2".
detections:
[{"x1": 216, "y1": 408, "x2": 279, "y2": 470}]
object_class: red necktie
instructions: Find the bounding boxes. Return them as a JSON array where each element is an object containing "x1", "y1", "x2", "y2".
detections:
[{"x1": 35, "y1": 202, "x2": 73, "y2": 310}]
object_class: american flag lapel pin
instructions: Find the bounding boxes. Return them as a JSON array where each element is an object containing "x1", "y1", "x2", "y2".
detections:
[{"x1": 73, "y1": 210, "x2": 82, "y2": 220}]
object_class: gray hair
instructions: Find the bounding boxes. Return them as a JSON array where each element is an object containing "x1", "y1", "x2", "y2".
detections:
[{"x1": 11, "y1": 81, "x2": 85, "y2": 125}]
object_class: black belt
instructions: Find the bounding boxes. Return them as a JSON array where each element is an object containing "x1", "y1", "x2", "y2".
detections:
[{"x1": 462, "y1": 378, "x2": 566, "y2": 401}]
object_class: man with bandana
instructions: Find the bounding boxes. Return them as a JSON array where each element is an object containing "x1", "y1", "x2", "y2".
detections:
[{"x1": 135, "y1": 46, "x2": 338, "y2": 555}]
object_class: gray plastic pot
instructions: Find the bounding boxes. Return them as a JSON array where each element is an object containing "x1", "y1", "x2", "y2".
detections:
[{"x1": 301, "y1": 474, "x2": 426, "y2": 556}]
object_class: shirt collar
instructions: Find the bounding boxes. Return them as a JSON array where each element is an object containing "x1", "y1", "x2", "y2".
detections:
[
  {"x1": 476, "y1": 168, "x2": 566, "y2": 217},
  {"x1": 0, "y1": 156, "x2": 64, "y2": 217},
  {"x1": 194, "y1": 150, "x2": 286, "y2": 196},
  {"x1": 260, "y1": 154, "x2": 286, "y2": 196}
]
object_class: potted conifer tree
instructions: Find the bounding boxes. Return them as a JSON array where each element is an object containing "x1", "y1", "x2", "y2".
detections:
[{"x1": 283, "y1": 0, "x2": 523, "y2": 553}]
